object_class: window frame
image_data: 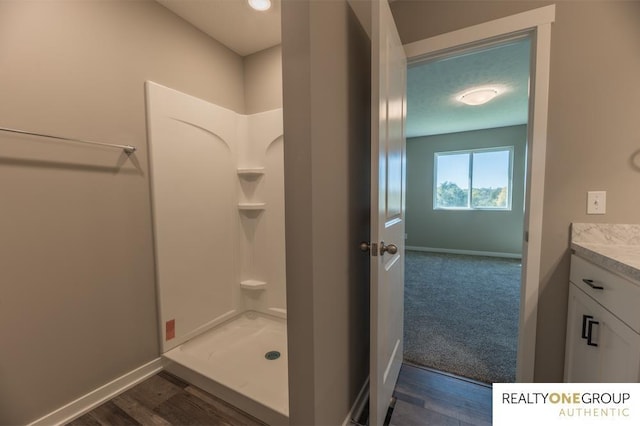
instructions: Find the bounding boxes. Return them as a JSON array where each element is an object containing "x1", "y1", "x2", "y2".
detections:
[{"x1": 433, "y1": 146, "x2": 514, "y2": 211}]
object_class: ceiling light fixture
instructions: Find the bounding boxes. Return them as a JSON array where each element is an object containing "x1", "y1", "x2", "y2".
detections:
[
  {"x1": 457, "y1": 87, "x2": 500, "y2": 106},
  {"x1": 248, "y1": 0, "x2": 271, "y2": 11}
]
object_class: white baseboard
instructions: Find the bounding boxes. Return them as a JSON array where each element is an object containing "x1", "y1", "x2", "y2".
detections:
[
  {"x1": 28, "y1": 358, "x2": 165, "y2": 426},
  {"x1": 343, "y1": 377, "x2": 369, "y2": 426},
  {"x1": 406, "y1": 246, "x2": 522, "y2": 259}
]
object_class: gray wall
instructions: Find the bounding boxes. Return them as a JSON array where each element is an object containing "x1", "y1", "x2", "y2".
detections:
[
  {"x1": 0, "y1": 1, "x2": 246, "y2": 424},
  {"x1": 244, "y1": 45, "x2": 283, "y2": 114},
  {"x1": 407, "y1": 125, "x2": 527, "y2": 255},
  {"x1": 282, "y1": 0, "x2": 371, "y2": 424},
  {"x1": 391, "y1": 0, "x2": 640, "y2": 382}
]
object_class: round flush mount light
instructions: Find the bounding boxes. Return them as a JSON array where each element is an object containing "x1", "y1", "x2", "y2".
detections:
[
  {"x1": 456, "y1": 87, "x2": 502, "y2": 106},
  {"x1": 248, "y1": 0, "x2": 271, "y2": 11}
]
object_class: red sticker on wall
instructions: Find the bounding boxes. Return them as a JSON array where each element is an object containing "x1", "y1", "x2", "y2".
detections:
[{"x1": 166, "y1": 319, "x2": 175, "y2": 341}]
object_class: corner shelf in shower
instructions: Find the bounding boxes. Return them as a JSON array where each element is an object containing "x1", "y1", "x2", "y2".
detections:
[
  {"x1": 238, "y1": 202, "x2": 266, "y2": 211},
  {"x1": 237, "y1": 168, "x2": 265, "y2": 178},
  {"x1": 240, "y1": 280, "x2": 267, "y2": 290}
]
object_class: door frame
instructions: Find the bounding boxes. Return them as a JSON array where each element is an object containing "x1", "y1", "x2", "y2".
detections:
[{"x1": 403, "y1": 5, "x2": 555, "y2": 382}]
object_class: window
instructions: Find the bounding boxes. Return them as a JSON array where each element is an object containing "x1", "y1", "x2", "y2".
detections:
[{"x1": 434, "y1": 147, "x2": 513, "y2": 210}]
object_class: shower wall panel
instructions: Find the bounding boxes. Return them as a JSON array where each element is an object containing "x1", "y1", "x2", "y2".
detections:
[
  {"x1": 242, "y1": 111, "x2": 286, "y2": 316},
  {"x1": 146, "y1": 82, "x2": 240, "y2": 352}
]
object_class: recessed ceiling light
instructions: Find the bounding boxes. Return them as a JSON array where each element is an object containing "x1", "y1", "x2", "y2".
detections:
[
  {"x1": 248, "y1": 0, "x2": 271, "y2": 11},
  {"x1": 457, "y1": 87, "x2": 501, "y2": 106}
]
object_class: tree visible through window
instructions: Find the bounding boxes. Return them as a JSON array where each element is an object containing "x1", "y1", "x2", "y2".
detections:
[{"x1": 434, "y1": 147, "x2": 513, "y2": 210}]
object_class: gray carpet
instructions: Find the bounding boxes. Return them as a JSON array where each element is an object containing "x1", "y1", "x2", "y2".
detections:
[{"x1": 403, "y1": 250, "x2": 521, "y2": 384}]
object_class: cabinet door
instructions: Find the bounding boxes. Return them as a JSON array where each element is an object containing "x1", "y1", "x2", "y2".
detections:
[
  {"x1": 564, "y1": 283, "x2": 599, "y2": 382},
  {"x1": 597, "y1": 304, "x2": 640, "y2": 382},
  {"x1": 565, "y1": 283, "x2": 640, "y2": 382}
]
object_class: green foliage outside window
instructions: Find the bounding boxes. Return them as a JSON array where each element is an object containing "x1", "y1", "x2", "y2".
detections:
[{"x1": 436, "y1": 181, "x2": 468, "y2": 208}]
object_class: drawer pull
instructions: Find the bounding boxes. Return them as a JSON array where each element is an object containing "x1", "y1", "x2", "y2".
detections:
[
  {"x1": 587, "y1": 319, "x2": 599, "y2": 347},
  {"x1": 582, "y1": 278, "x2": 604, "y2": 290},
  {"x1": 581, "y1": 315, "x2": 594, "y2": 339}
]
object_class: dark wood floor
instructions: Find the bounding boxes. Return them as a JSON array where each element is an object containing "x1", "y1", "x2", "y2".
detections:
[
  {"x1": 68, "y1": 363, "x2": 491, "y2": 426},
  {"x1": 390, "y1": 363, "x2": 492, "y2": 426},
  {"x1": 67, "y1": 371, "x2": 265, "y2": 426}
]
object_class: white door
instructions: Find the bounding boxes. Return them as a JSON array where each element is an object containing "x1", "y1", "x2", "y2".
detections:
[{"x1": 369, "y1": 1, "x2": 407, "y2": 424}]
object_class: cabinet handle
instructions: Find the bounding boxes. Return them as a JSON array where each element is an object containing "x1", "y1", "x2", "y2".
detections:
[
  {"x1": 587, "y1": 319, "x2": 599, "y2": 347},
  {"x1": 581, "y1": 315, "x2": 594, "y2": 339},
  {"x1": 582, "y1": 278, "x2": 604, "y2": 290}
]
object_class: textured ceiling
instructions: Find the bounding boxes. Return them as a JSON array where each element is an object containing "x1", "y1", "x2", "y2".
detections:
[
  {"x1": 156, "y1": 0, "x2": 281, "y2": 56},
  {"x1": 407, "y1": 38, "x2": 531, "y2": 138}
]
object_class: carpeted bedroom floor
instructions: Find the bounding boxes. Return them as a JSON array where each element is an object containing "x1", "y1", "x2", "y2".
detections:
[{"x1": 403, "y1": 250, "x2": 521, "y2": 384}]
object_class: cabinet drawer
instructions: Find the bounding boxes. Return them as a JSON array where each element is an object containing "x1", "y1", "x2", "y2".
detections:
[{"x1": 570, "y1": 254, "x2": 640, "y2": 333}]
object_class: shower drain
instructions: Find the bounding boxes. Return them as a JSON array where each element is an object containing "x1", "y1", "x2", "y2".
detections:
[{"x1": 265, "y1": 350, "x2": 281, "y2": 360}]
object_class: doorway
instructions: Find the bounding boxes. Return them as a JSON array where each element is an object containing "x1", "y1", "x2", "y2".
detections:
[
  {"x1": 401, "y1": 5, "x2": 555, "y2": 382},
  {"x1": 403, "y1": 38, "x2": 530, "y2": 383}
]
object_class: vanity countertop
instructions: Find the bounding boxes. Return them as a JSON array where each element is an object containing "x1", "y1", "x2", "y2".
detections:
[{"x1": 571, "y1": 223, "x2": 640, "y2": 283}]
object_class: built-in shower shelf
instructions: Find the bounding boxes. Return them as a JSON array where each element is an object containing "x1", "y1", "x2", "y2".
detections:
[
  {"x1": 240, "y1": 280, "x2": 267, "y2": 290},
  {"x1": 237, "y1": 168, "x2": 265, "y2": 177},
  {"x1": 238, "y1": 203, "x2": 266, "y2": 211}
]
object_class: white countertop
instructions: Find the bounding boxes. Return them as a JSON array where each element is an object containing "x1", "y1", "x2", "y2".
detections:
[
  {"x1": 571, "y1": 242, "x2": 640, "y2": 283},
  {"x1": 571, "y1": 223, "x2": 640, "y2": 283}
]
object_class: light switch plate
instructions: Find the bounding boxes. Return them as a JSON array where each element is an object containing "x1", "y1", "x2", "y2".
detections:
[{"x1": 587, "y1": 191, "x2": 606, "y2": 215}]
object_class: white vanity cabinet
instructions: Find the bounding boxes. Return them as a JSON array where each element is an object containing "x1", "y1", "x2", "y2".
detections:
[{"x1": 564, "y1": 255, "x2": 640, "y2": 382}]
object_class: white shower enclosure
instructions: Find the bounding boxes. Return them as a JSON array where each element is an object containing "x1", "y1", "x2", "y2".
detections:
[{"x1": 145, "y1": 81, "x2": 288, "y2": 425}]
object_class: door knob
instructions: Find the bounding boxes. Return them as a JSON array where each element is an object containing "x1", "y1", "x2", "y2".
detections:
[
  {"x1": 380, "y1": 242, "x2": 398, "y2": 255},
  {"x1": 359, "y1": 242, "x2": 371, "y2": 252}
]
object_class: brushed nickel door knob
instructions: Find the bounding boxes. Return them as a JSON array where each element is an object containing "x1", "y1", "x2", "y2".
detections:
[{"x1": 380, "y1": 242, "x2": 398, "y2": 255}]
